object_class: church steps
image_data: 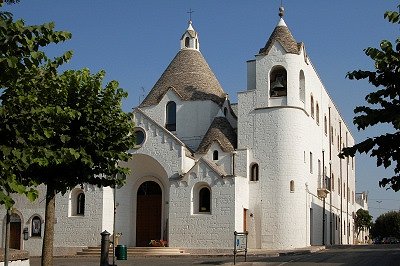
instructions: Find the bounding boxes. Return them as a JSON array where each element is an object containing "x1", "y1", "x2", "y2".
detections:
[{"x1": 76, "y1": 246, "x2": 188, "y2": 256}]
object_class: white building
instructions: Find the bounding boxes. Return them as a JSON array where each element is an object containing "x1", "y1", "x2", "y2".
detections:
[{"x1": 1, "y1": 8, "x2": 367, "y2": 256}]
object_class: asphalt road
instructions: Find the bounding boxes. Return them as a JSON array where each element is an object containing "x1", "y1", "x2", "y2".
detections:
[{"x1": 30, "y1": 245, "x2": 400, "y2": 266}]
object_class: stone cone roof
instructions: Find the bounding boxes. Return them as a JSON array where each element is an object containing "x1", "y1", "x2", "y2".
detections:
[
  {"x1": 259, "y1": 20, "x2": 302, "y2": 55},
  {"x1": 197, "y1": 117, "x2": 237, "y2": 154},
  {"x1": 139, "y1": 49, "x2": 226, "y2": 107}
]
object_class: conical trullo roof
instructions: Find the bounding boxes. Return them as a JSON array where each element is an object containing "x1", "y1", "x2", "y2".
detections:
[
  {"x1": 259, "y1": 17, "x2": 302, "y2": 55},
  {"x1": 139, "y1": 49, "x2": 226, "y2": 108},
  {"x1": 197, "y1": 116, "x2": 237, "y2": 154}
]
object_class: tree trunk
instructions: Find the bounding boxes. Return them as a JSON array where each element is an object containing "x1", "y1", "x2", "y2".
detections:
[
  {"x1": 4, "y1": 208, "x2": 11, "y2": 266},
  {"x1": 41, "y1": 184, "x2": 56, "y2": 266}
]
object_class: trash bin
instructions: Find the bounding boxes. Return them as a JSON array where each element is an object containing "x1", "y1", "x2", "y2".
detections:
[{"x1": 115, "y1": 245, "x2": 127, "y2": 260}]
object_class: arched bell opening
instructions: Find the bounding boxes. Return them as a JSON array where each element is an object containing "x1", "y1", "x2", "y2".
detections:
[{"x1": 270, "y1": 66, "x2": 287, "y2": 97}]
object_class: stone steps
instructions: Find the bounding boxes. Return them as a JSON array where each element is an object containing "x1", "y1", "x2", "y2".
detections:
[{"x1": 76, "y1": 246, "x2": 188, "y2": 256}]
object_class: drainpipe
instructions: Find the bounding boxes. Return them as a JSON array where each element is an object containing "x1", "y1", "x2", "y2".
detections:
[
  {"x1": 322, "y1": 150, "x2": 325, "y2": 246},
  {"x1": 339, "y1": 121, "x2": 343, "y2": 245},
  {"x1": 346, "y1": 131, "x2": 349, "y2": 244},
  {"x1": 232, "y1": 151, "x2": 237, "y2": 176},
  {"x1": 329, "y1": 107, "x2": 333, "y2": 245}
]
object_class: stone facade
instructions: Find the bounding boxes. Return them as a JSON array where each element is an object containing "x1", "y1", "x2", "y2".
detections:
[{"x1": 0, "y1": 10, "x2": 366, "y2": 256}]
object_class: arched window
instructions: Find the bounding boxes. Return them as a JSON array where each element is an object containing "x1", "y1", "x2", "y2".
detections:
[
  {"x1": 185, "y1": 37, "x2": 190, "y2": 48},
  {"x1": 299, "y1": 70, "x2": 305, "y2": 103},
  {"x1": 250, "y1": 163, "x2": 259, "y2": 181},
  {"x1": 316, "y1": 103, "x2": 320, "y2": 125},
  {"x1": 77, "y1": 192, "x2": 85, "y2": 215},
  {"x1": 290, "y1": 180, "x2": 295, "y2": 192},
  {"x1": 165, "y1": 101, "x2": 176, "y2": 131},
  {"x1": 270, "y1": 66, "x2": 287, "y2": 97},
  {"x1": 31, "y1": 216, "x2": 42, "y2": 237},
  {"x1": 199, "y1": 187, "x2": 211, "y2": 213},
  {"x1": 69, "y1": 188, "x2": 86, "y2": 217},
  {"x1": 310, "y1": 95, "x2": 314, "y2": 118},
  {"x1": 224, "y1": 107, "x2": 228, "y2": 117},
  {"x1": 324, "y1": 116, "x2": 328, "y2": 135},
  {"x1": 213, "y1": 150, "x2": 218, "y2": 160}
]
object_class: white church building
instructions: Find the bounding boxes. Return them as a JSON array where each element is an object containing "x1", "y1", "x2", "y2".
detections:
[{"x1": 1, "y1": 7, "x2": 367, "y2": 256}]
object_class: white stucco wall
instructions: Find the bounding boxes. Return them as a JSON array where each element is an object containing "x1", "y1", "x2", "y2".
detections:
[
  {"x1": 0, "y1": 259, "x2": 29, "y2": 266},
  {"x1": 168, "y1": 160, "x2": 235, "y2": 249},
  {"x1": 237, "y1": 35, "x2": 358, "y2": 249},
  {"x1": 55, "y1": 185, "x2": 104, "y2": 248},
  {"x1": 139, "y1": 90, "x2": 221, "y2": 151}
]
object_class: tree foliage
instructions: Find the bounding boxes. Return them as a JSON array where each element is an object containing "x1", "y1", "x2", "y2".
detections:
[
  {"x1": 5, "y1": 68, "x2": 136, "y2": 191},
  {"x1": 0, "y1": 2, "x2": 72, "y2": 208},
  {"x1": 354, "y1": 208, "x2": 373, "y2": 237},
  {"x1": 370, "y1": 211, "x2": 400, "y2": 239},
  {"x1": 2, "y1": 66, "x2": 135, "y2": 265},
  {"x1": 340, "y1": 5, "x2": 400, "y2": 191}
]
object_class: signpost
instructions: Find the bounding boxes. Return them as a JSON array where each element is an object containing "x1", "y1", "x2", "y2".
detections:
[{"x1": 233, "y1": 231, "x2": 248, "y2": 265}]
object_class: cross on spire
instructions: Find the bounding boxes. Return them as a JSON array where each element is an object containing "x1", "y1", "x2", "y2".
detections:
[{"x1": 187, "y1": 8, "x2": 194, "y2": 22}]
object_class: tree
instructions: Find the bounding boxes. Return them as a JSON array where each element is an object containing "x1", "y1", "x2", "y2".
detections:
[
  {"x1": 370, "y1": 211, "x2": 400, "y2": 239},
  {"x1": 1, "y1": 67, "x2": 136, "y2": 265},
  {"x1": 1, "y1": 3, "x2": 135, "y2": 264},
  {"x1": 340, "y1": 5, "x2": 400, "y2": 191},
  {"x1": 354, "y1": 208, "x2": 373, "y2": 238},
  {"x1": 0, "y1": 1, "x2": 72, "y2": 208}
]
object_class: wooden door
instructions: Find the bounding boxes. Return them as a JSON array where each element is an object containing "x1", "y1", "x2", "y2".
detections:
[
  {"x1": 10, "y1": 219, "x2": 21, "y2": 249},
  {"x1": 136, "y1": 181, "x2": 162, "y2": 247}
]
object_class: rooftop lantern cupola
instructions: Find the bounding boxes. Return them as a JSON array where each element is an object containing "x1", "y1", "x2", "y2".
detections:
[{"x1": 180, "y1": 20, "x2": 200, "y2": 51}]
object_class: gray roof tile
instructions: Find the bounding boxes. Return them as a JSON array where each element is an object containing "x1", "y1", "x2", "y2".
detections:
[
  {"x1": 140, "y1": 49, "x2": 226, "y2": 107},
  {"x1": 197, "y1": 117, "x2": 237, "y2": 154},
  {"x1": 259, "y1": 25, "x2": 302, "y2": 55}
]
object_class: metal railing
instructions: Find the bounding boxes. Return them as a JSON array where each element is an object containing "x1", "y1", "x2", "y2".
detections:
[{"x1": 318, "y1": 175, "x2": 331, "y2": 191}]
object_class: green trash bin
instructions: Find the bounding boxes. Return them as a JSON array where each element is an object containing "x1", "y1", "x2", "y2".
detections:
[{"x1": 115, "y1": 245, "x2": 127, "y2": 260}]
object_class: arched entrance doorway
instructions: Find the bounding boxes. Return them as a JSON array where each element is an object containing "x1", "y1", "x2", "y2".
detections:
[
  {"x1": 136, "y1": 181, "x2": 162, "y2": 246},
  {"x1": 10, "y1": 213, "x2": 21, "y2": 249}
]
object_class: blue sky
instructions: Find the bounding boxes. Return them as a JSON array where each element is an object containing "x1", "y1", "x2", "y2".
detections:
[{"x1": 5, "y1": 0, "x2": 400, "y2": 219}]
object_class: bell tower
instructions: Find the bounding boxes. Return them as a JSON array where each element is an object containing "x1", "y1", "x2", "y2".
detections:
[{"x1": 180, "y1": 20, "x2": 200, "y2": 51}]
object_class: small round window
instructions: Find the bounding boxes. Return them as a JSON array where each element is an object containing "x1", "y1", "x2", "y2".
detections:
[{"x1": 134, "y1": 128, "x2": 145, "y2": 147}]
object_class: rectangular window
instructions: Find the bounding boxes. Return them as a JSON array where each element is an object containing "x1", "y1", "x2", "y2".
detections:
[
  {"x1": 348, "y1": 188, "x2": 350, "y2": 202},
  {"x1": 337, "y1": 135, "x2": 340, "y2": 152},
  {"x1": 310, "y1": 152, "x2": 313, "y2": 173},
  {"x1": 317, "y1": 159, "x2": 321, "y2": 177},
  {"x1": 344, "y1": 221, "x2": 346, "y2": 235},
  {"x1": 335, "y1": 216, "x2": 338, "y2": 230}
]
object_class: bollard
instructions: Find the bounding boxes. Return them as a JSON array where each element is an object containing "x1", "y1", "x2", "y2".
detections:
[{"x1": 100, "y1": 230, "x2": 110, "y2": 266}]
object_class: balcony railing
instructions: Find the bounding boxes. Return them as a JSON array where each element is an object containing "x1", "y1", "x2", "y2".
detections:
[{"x1": 317, "y1": 175, "x2": 331, "y2": 198}]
